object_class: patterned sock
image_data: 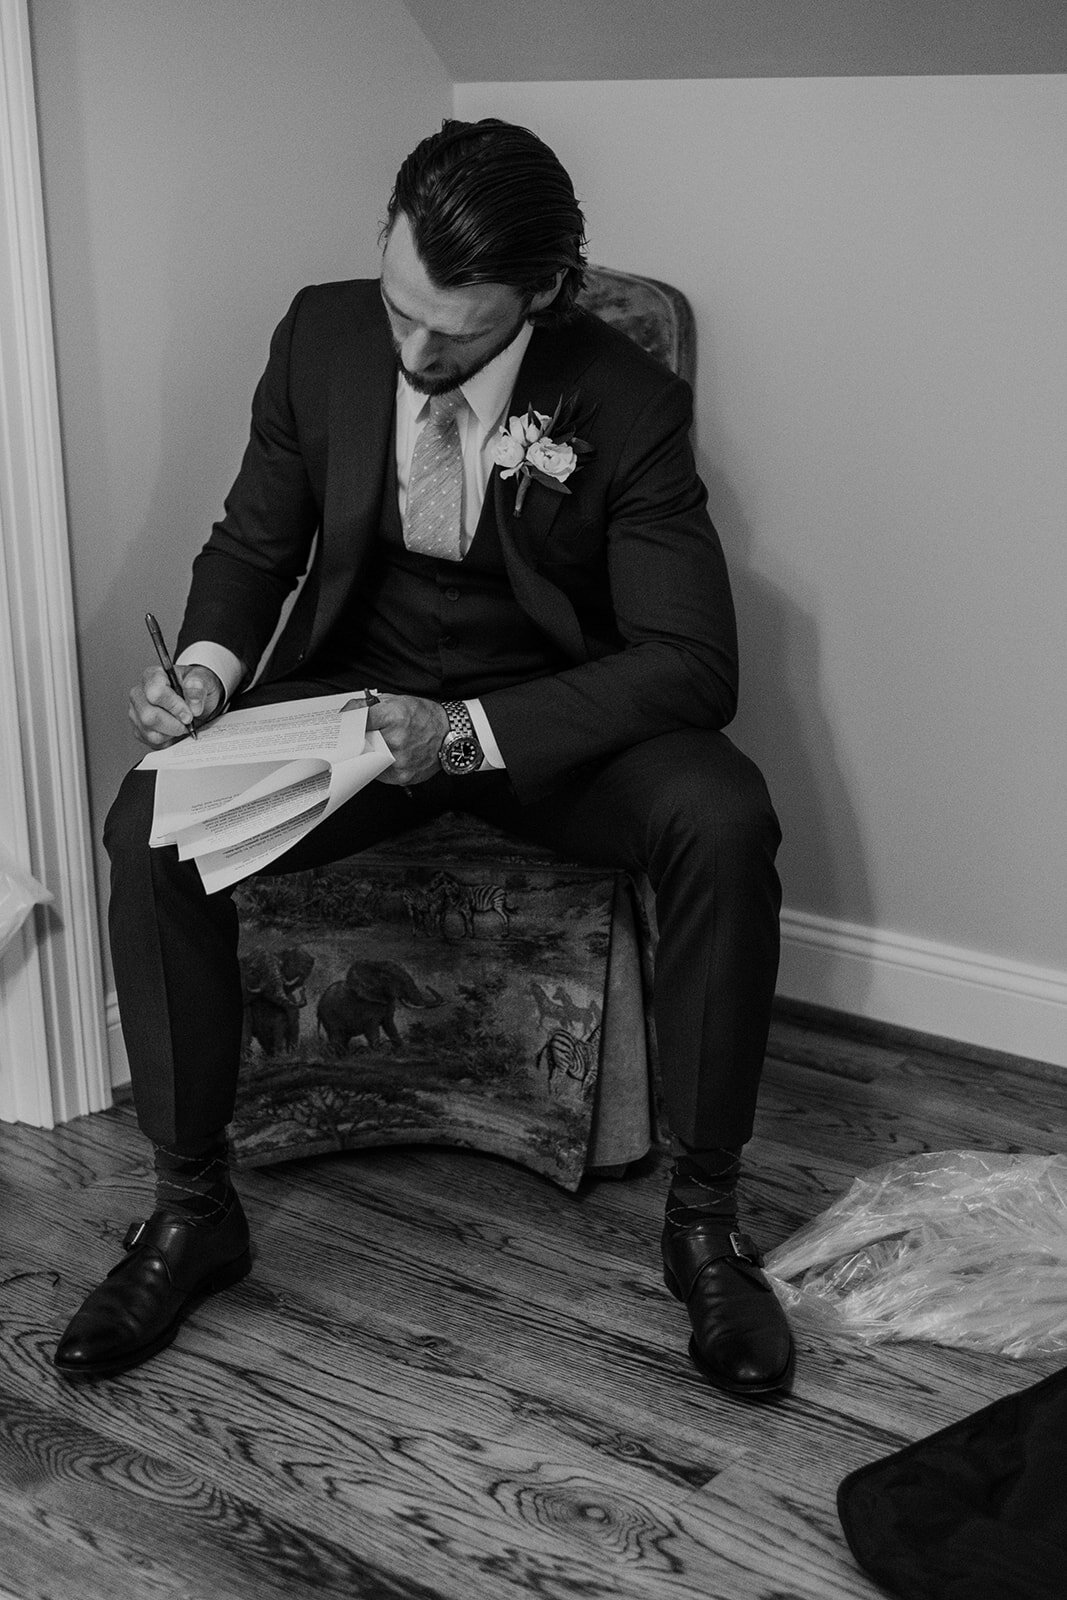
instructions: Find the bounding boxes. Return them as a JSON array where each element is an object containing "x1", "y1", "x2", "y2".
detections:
[
  {"x1": 152, "y1": 1136, "x2": 233, "y2": 1224},
  {"x1": 664, "y1": 1143, "x2": 742, "y2": 1234}
]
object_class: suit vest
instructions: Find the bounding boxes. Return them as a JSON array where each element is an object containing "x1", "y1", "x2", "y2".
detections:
[{"x1": 313, "y1": 472, "x2": 569, "y2": 698}]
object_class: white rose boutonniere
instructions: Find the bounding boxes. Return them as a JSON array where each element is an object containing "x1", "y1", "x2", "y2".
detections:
[
  {"x1": 490, "y1": 393, "x2": 592, "y2": 514},
  {"x1": 527, "y1": 438, "x2": 578, "y2": 481}
]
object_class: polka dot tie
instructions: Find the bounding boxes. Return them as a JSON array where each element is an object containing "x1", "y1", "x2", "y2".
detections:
[{"x1": 404, "y1": 390, "x2": 465, "y2": 561}]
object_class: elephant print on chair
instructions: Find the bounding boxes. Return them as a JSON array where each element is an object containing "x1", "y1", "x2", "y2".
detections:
[
  {"x1": 228, "y1": 814, "x2": 652, "y2": 1190},
  {"x1": 317, "y1": 960, "x2": 443, "y2": 1053},
  {"x1": 240, "y1": 945, "x2": 316, "y2": 1057}
]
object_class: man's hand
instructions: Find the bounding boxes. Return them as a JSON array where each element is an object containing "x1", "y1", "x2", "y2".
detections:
[
  {"x1": 367, "y1": 694, "x2": 448, "y2": 785},
  {"x1": 128, "y1": 663, "x2": 224, "y2": 748}
]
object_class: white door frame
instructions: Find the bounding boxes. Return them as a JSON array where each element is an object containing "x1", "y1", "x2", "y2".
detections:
[{"x1": 0, "y1": 0, "x2": 109, "y2": 1124}]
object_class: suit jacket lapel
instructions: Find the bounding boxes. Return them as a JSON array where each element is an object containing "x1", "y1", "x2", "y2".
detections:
[
  {"x1": 311, "y1": 299, "x2": 397, "y2": 656},
  {"x1": 492, "y1": 474, "x2": 587, "y2": 661},
  {"x1": 490, "y1": 320, "x2": 599, "y2": 663}
]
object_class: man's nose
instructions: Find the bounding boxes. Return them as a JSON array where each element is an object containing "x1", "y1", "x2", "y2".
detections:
[{"x1": 400, "y1": 328, "x2": 441, "y2": 373}]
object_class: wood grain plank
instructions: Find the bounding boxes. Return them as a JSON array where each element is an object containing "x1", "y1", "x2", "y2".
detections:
[
  {"x1": 1, "y1": 1303, "x2": 748, "y2": 1600},
  {"x1": 672, "y1": 1460, "x2": 888, "y2": 1600},
  {"x1": 0, "y1": 1395, "x2": 437, "y2": 1600},
  {"x1": 757, "y1": 1050, "x2": 1065, "y2": 1159},
  {"x1": 2, "y1": 1013, "x2": 1063, "y2": 1600},
  {"x1": 766, "y1": 1019, "x2": 909, "y2": 1081},
  {"x1": 10, "y1": 1149, "x2": 1052, "y2": 1559}
]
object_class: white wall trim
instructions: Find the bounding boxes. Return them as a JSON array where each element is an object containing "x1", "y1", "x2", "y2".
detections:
[
  {"x1": 0, "y1": 549, "x2": 53, "y2": 1124},
  {"x1": 106, "y1": 911, "x2": 1067, "y2": 1096},
  {"x1": 780, "y1": 907, "x2": 1067, "y2": 1070},
  {"x1": 0, "y1": 0, "x2": 109, "y2": 1124}
]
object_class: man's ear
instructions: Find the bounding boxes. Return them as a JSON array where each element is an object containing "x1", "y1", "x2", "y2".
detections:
[{"x1": 526, "y1": 269, "x2": 566, "y2": 317}]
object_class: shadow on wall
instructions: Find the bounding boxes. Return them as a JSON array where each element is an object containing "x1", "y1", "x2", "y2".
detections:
[{"x1": 702, "y1": 465, "x2": 875, "y2": 985}]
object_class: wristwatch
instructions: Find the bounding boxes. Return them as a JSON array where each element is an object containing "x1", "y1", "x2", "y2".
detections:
[{"x1": 438, "y1": 700, "x2": 483, "y2": 775}]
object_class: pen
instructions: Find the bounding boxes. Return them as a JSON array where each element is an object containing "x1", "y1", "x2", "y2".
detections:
[{"x1": 145, "y1": 611, "x2": 198, "y2": 739}]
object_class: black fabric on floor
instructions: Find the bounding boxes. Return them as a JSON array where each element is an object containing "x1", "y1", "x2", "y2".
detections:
[{"x1": 838, "y1": 1364, "x2": 1067, "y2": 1599}]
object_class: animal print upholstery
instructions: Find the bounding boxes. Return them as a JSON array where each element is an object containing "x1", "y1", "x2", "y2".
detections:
[
  {"x1": 231, "y1": 816, "x2": 657, "y2": 1189},
  {"x1": 578, "y1": 265, "x2": 695, "y2": 388}
]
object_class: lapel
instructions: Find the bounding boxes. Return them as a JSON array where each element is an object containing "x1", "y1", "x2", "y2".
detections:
[
  {"x1": 489, "y1": 319, "x2": 601, "y2": 663},
  {"x1": 311, "y1": 293, "x2": 398, "y2": 655}
]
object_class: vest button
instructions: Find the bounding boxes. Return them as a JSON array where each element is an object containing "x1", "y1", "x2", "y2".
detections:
[
  {"x1": 444, "y1": 586, "x2": 460, "y2": 602},
  {"x1": 440, "y1": 633, "x2": 456, "y2": 648}
]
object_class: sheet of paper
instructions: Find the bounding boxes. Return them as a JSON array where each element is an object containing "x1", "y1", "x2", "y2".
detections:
[
  {"x1": 149, "y1": 761, "x2": 283, "y2": 846},
  {"x1": 190, "y1": 800, "x2": 331, "y2": 892},
  {"x1": 139, "y1": 691, "x2": 396, "y2": 892},
  {"x1": 137, "y1": 692, "x2": 371, "y2": 770},
  {"x1": 174, "y1": 761, "x2": 330, "y2": 859},
  {"x1": 191, "y1": 735, "x2": 394, "y2": 892}
]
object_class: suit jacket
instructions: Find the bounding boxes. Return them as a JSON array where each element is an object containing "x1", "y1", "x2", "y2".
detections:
[{"x1": 177, "y1": 280, "x2": 739, "y2": 802}]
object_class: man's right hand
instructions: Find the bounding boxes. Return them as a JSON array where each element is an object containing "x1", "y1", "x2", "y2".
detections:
[{"x1": 128, "y1": 663, "x2": 224, "y2": 748}]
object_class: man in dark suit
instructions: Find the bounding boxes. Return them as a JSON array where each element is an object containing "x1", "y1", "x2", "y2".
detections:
[{"x1": 55, "y1": 119, "x2": 794, "y2": 1396}]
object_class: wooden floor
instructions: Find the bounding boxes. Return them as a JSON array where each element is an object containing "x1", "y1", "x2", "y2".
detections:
[{"x1": 2, "y1": 1006, "x2": 1063, "y2": 1600}]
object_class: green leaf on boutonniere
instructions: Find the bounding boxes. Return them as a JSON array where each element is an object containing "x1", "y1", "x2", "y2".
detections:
[{"x1": 527, "y1": 466, "x2": 572, "y2": 493}]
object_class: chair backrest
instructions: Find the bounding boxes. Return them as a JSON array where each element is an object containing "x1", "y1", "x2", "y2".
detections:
[{"x1": 577, "y1": 264, "x2": 696, "y2": 387}]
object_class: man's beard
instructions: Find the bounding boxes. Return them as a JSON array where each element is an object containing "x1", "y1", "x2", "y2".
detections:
[{"x1": 394, "y1": 308, "x2": 529, "y2": 396}]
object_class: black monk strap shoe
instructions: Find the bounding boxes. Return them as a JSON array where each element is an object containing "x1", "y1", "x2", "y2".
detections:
[
  {"x1": 54, "y1": 1192, "x2": 252, "y2": 1379},
  {"x1": 662, "y1": 1221, "x2": 796, "y2": 1397}
]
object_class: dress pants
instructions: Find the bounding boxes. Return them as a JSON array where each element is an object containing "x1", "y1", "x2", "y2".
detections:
[{"x1": 105, "y1": 680, "x2": 782, "y2": 1155}]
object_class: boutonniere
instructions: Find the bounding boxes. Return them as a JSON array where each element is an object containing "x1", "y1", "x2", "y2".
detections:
[{"x1": 490, "y1": 392, "x2": 593, "y2": 514}]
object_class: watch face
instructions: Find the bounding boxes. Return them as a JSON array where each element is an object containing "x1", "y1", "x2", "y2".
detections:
[{"x1": 443, "y1": 735, "x2": 481, "y2": 774}]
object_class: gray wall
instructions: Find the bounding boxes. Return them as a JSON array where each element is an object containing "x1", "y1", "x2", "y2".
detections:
[
  {"x1": 30, "y1": 0, "x2": 450, "y2": 994},
  {"x1": 28, "y1": 1, "x2": 1067, "y2": 1062},
  {"x1": 457, "y1": 77, "x2": 1067, "y2": 987}
]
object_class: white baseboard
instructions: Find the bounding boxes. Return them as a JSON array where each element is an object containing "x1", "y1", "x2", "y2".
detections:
[
  {"x1": 779, "y1": 908, "x2": 1067, "y2": 1070},
  {"x1": 106, "y1": 909, "x2": 1067, "y2": 1091}
]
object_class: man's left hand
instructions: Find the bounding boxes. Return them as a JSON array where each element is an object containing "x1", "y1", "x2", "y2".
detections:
[{"x1": 367, "y1": 694, "x2": 448, "y2": 785}]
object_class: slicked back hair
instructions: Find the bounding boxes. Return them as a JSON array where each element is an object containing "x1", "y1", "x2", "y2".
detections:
[{"x1": 385, "y1": 119, "x2": 587, "y2": 325}]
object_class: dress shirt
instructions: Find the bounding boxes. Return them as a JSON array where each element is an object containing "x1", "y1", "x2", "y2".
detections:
[{"x1": 179, "y1": 320, "x2": 537, "y2": 771}]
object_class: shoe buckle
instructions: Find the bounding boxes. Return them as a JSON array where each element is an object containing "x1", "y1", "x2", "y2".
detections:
[
  {"x1": 730, "y1": 1229, "x2": 762, "y2": 1267},
  {"x1": 123, "y1": 1219, "x2": 147, "y2": 1252}
]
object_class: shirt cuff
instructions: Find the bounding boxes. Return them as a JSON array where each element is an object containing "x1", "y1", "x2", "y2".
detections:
[
  {"x1": 175, "y1": 642, "x2": 245, "y2": 707},
  {"x1": 465, "y1": 697, "x2": 505, "y2": 770}
]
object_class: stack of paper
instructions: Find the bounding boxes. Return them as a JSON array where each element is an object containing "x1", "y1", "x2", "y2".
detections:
[{"x1": 139, "y1": 692, "x2": 394, "y2": 892}]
